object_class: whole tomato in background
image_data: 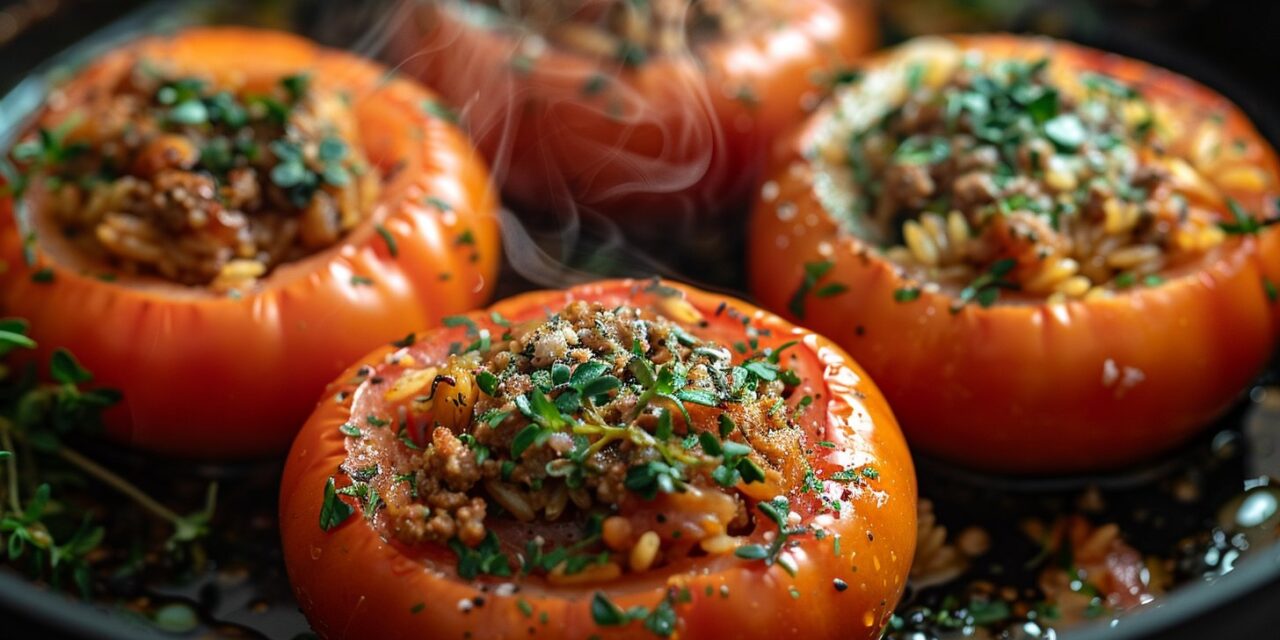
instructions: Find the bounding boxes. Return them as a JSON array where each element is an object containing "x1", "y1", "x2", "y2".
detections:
[{"x1": 389, "y1": 0, "x2": 878, "y2": 281}]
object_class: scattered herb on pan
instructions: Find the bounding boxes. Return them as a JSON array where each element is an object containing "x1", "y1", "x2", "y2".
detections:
[{"x1": 0, "y1": 318, "x2": 216, "y2": 599}]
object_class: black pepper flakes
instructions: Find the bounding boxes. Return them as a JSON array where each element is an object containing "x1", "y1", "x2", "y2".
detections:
[{"x1": 833, "y1": 578, "x2": 848, "y2": 592}]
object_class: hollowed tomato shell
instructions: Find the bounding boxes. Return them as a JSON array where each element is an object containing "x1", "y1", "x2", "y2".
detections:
[
  {"x1": 279, "y1": 279, "x2": 916, "y2": 640},
  {"x1": 389, "y1": 0, "x2": 878, "y2": 220},
  {"x1": 0, "y1": 28, "x2": 500, "y2": 458},
  {"x1": 749, "y1": 35, "x2": 1280, "y2": 474}
]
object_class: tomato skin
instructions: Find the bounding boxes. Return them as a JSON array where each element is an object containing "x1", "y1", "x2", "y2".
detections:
[
  {"x1": 390, "y1": 1, "x2": 877, "y2": 220},
  {"x1": 279, "y1": 279, "x2": 916, "y2": 640},
  {"x1": 748, "y1": 35, "x2": 1280, "y2": 474},
  {"x1": 0, "y1": 28, "x2": 500, "y2": 458}
]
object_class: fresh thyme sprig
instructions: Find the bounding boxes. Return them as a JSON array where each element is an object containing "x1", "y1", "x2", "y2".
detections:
[{"x1": 0, "y1": 318, "x2": 216, "y2": 597}]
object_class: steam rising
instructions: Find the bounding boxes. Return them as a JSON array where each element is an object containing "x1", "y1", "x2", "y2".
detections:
[{"x1": 308, "y1": 0, "x2": 753, "y2": 290}]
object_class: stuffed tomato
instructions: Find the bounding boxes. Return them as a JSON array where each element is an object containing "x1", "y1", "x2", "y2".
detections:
[
  {"x1": 0, "y1": 28, "x2": 500, "y2": 457},
  {"x1": 749, "y1": 35, "x2": 1280, "y2": 473},
  {"x1": 279, "y1": 279, "x2": 915, "y2": 639},
  {"x1": 392, "y1": 0, "x2": 878, "y2": 222}
]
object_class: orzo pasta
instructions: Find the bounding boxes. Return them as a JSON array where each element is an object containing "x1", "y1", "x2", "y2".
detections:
[
  {"x1": 280, "y1": 279, "x2": 916, "y2": 639},
  {"x1": 806, "y1": 38, "x2": 1252, "y2": 306},
  {"x1": 342, "y1": 297, "x2": 818, "y2": 577}
]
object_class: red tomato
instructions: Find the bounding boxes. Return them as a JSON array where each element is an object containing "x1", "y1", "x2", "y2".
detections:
[
  {"x1": 749, "y1": 35, "x2": 1280, "y2": 473},
  {"x1": 279, "y1": 279, "x2": 916, "y2": 639},
  {"x1": 389, "y1": 0, "x2": 878, "y2": 222},
  {"x1": 0, "y1": 28, "x2": 500, "y2": 458}
]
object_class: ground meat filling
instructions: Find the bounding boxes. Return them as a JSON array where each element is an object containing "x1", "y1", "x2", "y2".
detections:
[
  {"x1": 822, "y1": 54, "x2": 1228, "y2": 305},
  {"x1": 14, "y1": 64, "x2": 379, "y2": 289},
  {"x1": 467, "y1": 0, "x2": 784, "y2": 62},
  {"x1": 345, "y1": 300, "x2": 811, "y2": 581}
]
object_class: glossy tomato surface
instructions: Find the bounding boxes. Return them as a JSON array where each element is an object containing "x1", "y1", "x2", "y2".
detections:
[
  {"x1": 392, "y1": 0, "x2": 878, "y2": 221},
  {"x1": 279, "y1": 279, "x2": 916, "y2": 640},
  {"x1": 749, "y1": 35, "x2": 1280, "y2": 473},
  {"x1": 0, "y1": 28, "x2": 500, "y2": 458}
]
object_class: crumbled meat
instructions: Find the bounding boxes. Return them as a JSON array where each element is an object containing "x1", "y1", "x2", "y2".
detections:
[
  {"x1": 883, "y1": 161, "x2": 936, "y2": 210},
  {"x1": 825, "y1": 51, "x2": 1224, "y2": 299},
  {"x1": 344, "y1": 298, "x2": 807, "y2": 572},
  {"x1": 18, "y1": 64, "x2": 379, "y2": 287}
]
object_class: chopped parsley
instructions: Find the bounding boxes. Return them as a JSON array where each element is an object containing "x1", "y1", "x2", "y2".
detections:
[
  {"x1": 1219, "y1": 198, "x2": 1280, "y2": 235},
  {"x1": 894, "y1": 287, "x2": 921, "y2": 303},
  {"x1": 590, "y1": 591, "x2": 678, "y2": 637},
  {"x1": 420, "y1": 98, "x2": 458, "y2": 124},
  {"x1": 953, "y1": 258, "x2": 1017, "y2": 311},
  {"x1": 374, "y1": 224, "x2": 399, "y2": 257},
  {"x1": 733, "y1": 496, "x2": 806, "y2": 576},
  {"x1": 450, "y1": 531, "x2": 511, "y2": 579},
  {"x1": 319, "y1": 477, "x2": 354, "y2": 531},
  {"x1": 789, "y1": 260, "x2": 845, "y2": 319}
]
